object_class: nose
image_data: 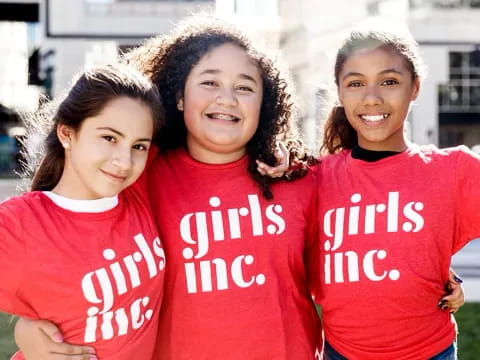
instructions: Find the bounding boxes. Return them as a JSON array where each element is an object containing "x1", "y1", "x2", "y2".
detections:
[
  {"x1": 215, "y1": 88, "x2": 238, "y2": 107},
  {"x1": 362, "y1": 85, "x2": 383, "y2": 106},
  {"x1": 111, "y1": 146, "x2": 132, "y2": 171}
]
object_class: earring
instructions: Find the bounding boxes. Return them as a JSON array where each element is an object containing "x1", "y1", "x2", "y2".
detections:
[
  {"x1": 63, "y1": 142, "x2": 69, "y2": 149},
  {"x1": 177, "y1": 100, "x2": 184, "y2": 111}
]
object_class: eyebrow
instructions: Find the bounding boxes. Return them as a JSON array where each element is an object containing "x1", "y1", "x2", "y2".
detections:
[
  {"x1": 199, "y1": 69, "x2": 259, "y2": 85},
  {"x1": 342, "y1": 68, "x2": 404, "y2": 81},
  {"x1": 96, "y1": 127, "x2": 152, "y2": 142}
]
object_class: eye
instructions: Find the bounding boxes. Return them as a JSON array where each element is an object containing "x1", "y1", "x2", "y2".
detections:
[
  {"x1": 237, "y1": 85, "x2": 254, "y2": 92},
  {"x1": 133, "y1": 144, "x2": 148, "y2": 151},
  {"x1": 201, "y1": 80, "x2": 216, "y2": 86},
  {"x1": 103, "y1": 135, "x2": 116, "y2": 143},
  {"x1": 382, "y1": 79, "x2": 399, "y2": 86},
  {"x1": 347, "y1": 81, "x2": 363, "y2": 88}
]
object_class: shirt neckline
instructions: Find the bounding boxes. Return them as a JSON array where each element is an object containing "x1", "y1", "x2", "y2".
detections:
[
  {"x1": 42, "y1": 191, "x2": 119, "y2": 213},
  {"x1": 346, "y1": 143, "x2": 420, "y2": 168}
]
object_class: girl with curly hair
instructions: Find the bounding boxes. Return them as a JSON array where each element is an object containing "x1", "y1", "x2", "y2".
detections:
[{"x1": 14, "y1": 16, "x2": 322, "y2": 359}]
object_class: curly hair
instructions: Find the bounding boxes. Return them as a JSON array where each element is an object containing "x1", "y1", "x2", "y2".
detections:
[
  {"x1": 124, "y1": 16, "x2": 315, "y2": 199},
  {"x1": 321, "y1": 28, "x2": 425, "y2": 155}
]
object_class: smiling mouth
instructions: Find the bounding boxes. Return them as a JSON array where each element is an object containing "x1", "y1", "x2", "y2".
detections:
[
  {"x1": 206, "y1": 113, "x2": 240, "y2": 122},
  {"x1": 100, "y1": 169, "x2": 127, "y2": 182},
  {"x1": 360, "y1": 113, "x2": 390, "y2": 123}
]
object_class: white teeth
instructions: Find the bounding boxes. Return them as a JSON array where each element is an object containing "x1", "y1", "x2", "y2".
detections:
[
  {"x1": 209, "y1": 113, "x2": 237, "y2": 121},
  {"x1": 361, "y1": 114, "x2": 388, "y2": 122}
]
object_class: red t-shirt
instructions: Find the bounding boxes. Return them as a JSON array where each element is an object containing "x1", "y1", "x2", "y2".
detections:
[
  {"x1": 147, "y1": 148, "x2": 321, "y2": 360},
  {"x1": 311, "y1": 145, "x2": 480, "y2": 360},
  {"x1": 0, "y1": 176, "x2": 165, "y2": 360}
]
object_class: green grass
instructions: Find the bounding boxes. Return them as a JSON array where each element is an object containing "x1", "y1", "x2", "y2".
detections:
[
  {"x1": 0, "y1": 314, "x2": 16, "y2": 360},
  {"x1": 1, "y1": 305, "x2": 479, "y2": 359},
  {"x1": 456, "y1": 303, "x2": 480, "y2": 360}
]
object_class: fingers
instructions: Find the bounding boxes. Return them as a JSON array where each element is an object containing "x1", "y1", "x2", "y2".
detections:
[
  {"x1": 256, "y1": 160, "x2": 286, "y2": 178},
  {"x1": 14, "y1": 318, "x2": 96, "y2": 360},
  {"x1": 275, "y1": 141, "x2": 289, "y2": 168},
  {"x1": 439, "y1": 282, "x2": 465, "y2": 313},
  {"x1": 35, "y1": 319, "x2": 64, "y2": 343},
  {"x1": 256, "y1": 160, "x2": 269, "y2": 176},
  {"x1": 448, "y1": 268, "x2": 464, "y2": 286},
  {"x1": 45, "y1": 353, "x2": 97, "y2": 360},
  {"x1": 41, "y1": 329, "x2": 96, "y2": 358},
  {"x1": 48, "y1": 343, "x2": 98, "y2": 360},
  {"x1": 256, "y1": 142, "x2": 290, "y2": 178},
  {"x1": 49, "y1": 342, "x2": 97, "y2": 358}
]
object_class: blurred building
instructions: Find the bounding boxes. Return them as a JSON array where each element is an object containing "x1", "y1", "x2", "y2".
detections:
[
  {"x1": 1, "y1": 0, "x2": 479, "y2": 156},
  {"x1": 0, "y1": 1, "x2": 40, "y2": 175},
  {"x1": 19, "y1": 0, "x2": 214, "y2": 97},
  {"x1": 222, "y1": 0, "x2": 410, "y2": 150},
  {"x1": 410, "y1": 0, "x2": 480, "y2": 148},
  {"x1": 0, "y1": 0, "x2": 215, "y2": 175},
  {"x1": 222, "y1": 0, "x2": 480, "y2": 151}
]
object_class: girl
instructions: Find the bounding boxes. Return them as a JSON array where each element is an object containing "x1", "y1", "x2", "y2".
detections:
[
  {"x1": 133, "y1": 17, "x2": 322, "y2": 359},
  {"x1": 314, "y1": 29, "x2": 479, "y2": 359},
  {"x1": 14, "y1": 17, "x2": 322, "y2": 359},
  {"x1": 1, "y1": 64, "x2": 166, "y2": 360},
  {"x1": 13, "y1": 20, "x2": 465, "y2": 360}
]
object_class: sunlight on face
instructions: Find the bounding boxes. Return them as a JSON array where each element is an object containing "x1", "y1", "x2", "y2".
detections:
[
  {"x1": 338, "y1": 47, "x2": 419, "y2": 151},
  {"x1": 181, "y1": 43, "x2": 263, "y2": 164},
  {"x1": 56, "y1": 96, "x2": 154, "y2": 199}
]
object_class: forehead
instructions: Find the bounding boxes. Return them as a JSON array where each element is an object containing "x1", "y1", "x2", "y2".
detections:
[
  {"x1": 191, "y1": 43, "x2": 262, "y2": 78},
  {"x1": 82, "y1": 97, "x2": 153, "y2": 133},
  {"x1": 340, "y1": 47, "x2": 412, "y2": 75}
]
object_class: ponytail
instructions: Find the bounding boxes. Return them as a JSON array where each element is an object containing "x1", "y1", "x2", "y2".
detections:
[
  {"x1": 320, "y1": 105, "x2": 357, "y2": 155},
  {"x1": 30, "y1": 132, "x2": 65, "y2": 191}
]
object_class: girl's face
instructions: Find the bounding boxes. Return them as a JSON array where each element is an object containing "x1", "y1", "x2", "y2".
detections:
[
  {"x1": 56, "y1": 96, "x2": 153, "y2": 199},
  {"x1": 179, "y1": 42, "x2": 263, "y2": 164},
  {"x1": 337, "y1": 47, "x2": 420, "y2": 151}
]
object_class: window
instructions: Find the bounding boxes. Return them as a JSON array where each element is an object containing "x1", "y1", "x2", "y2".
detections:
[{"x1": 439, "y1": 50, "x2": 480, "y2": 111}]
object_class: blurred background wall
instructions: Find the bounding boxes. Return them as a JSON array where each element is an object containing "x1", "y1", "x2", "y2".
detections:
[{"x1": 1, "y1": 0, "x2": 480, "y2": 158}]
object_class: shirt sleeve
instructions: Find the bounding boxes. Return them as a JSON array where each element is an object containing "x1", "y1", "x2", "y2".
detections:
[
  {"x1": 454, "y1": 145, "x2": 480, "y2": 253},
  {"x1": 0, "y1": 200, "x2": 30, "y2": 315}
]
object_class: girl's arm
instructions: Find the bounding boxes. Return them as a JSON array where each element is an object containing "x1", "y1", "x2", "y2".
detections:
[
  {"x1": 14, "y1": 318, "x2": 96, "y2": 360},
  {"x1": 439, "y1": 269, "x2": 464, "y2": 313}
]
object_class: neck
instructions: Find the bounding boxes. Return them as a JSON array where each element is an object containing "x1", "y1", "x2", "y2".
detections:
[
  {"x1": 52, "y1": 177, "x2": 84, "y2": 200},
  {"x1": 358, "y1": 140, "x2": 409, "y2": 152},
  {"x1": 53, "y1": 168, "x2": 94, "y2": 200}
]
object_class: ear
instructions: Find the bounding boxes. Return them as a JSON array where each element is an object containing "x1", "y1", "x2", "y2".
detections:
[
  {"x1": 410, "y1": 78, "x2": 421, "y2": 101},
  {"x1": 57, "y1": 124, "x2": 74, "y2": 150},
  {"x1": 177, "y1": 98, "x2": 184, "y2": 112}
]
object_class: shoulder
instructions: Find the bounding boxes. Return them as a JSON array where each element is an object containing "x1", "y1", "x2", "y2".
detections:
[
  {"x1": 0, "y1": 192, "x2": 46, "y2": 229},
  {"x1": 0, "y1": 191, "x2": 44, "y2": 212},
  {"x1": 272, "y1": 168, "x2": 318, "y2": 203},
  {"x1": 148, "y1": 149, "x2": 179, "y2": 174},
  {"x1": 316, "y1": 150, "x2": 350, "y2": 172},
  {"x1": 411, "y1": 144, "x2": 478, "y2": 163}
]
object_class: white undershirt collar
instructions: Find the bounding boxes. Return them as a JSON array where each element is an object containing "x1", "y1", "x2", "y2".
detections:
[{"x1": 42, "y1": 191, "x2": 119, "y2": 213}]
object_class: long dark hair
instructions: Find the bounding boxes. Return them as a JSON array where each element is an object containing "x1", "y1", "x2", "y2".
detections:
[
  {"x1": 24, "y1": 64, "x2": 163, "y2": 191},
  {"x1": 321, "y1": 28, "x2": 425, "y2": 155},
  {"x1": 125, "y1": 16, "x2": 316, "y2": 199}
]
